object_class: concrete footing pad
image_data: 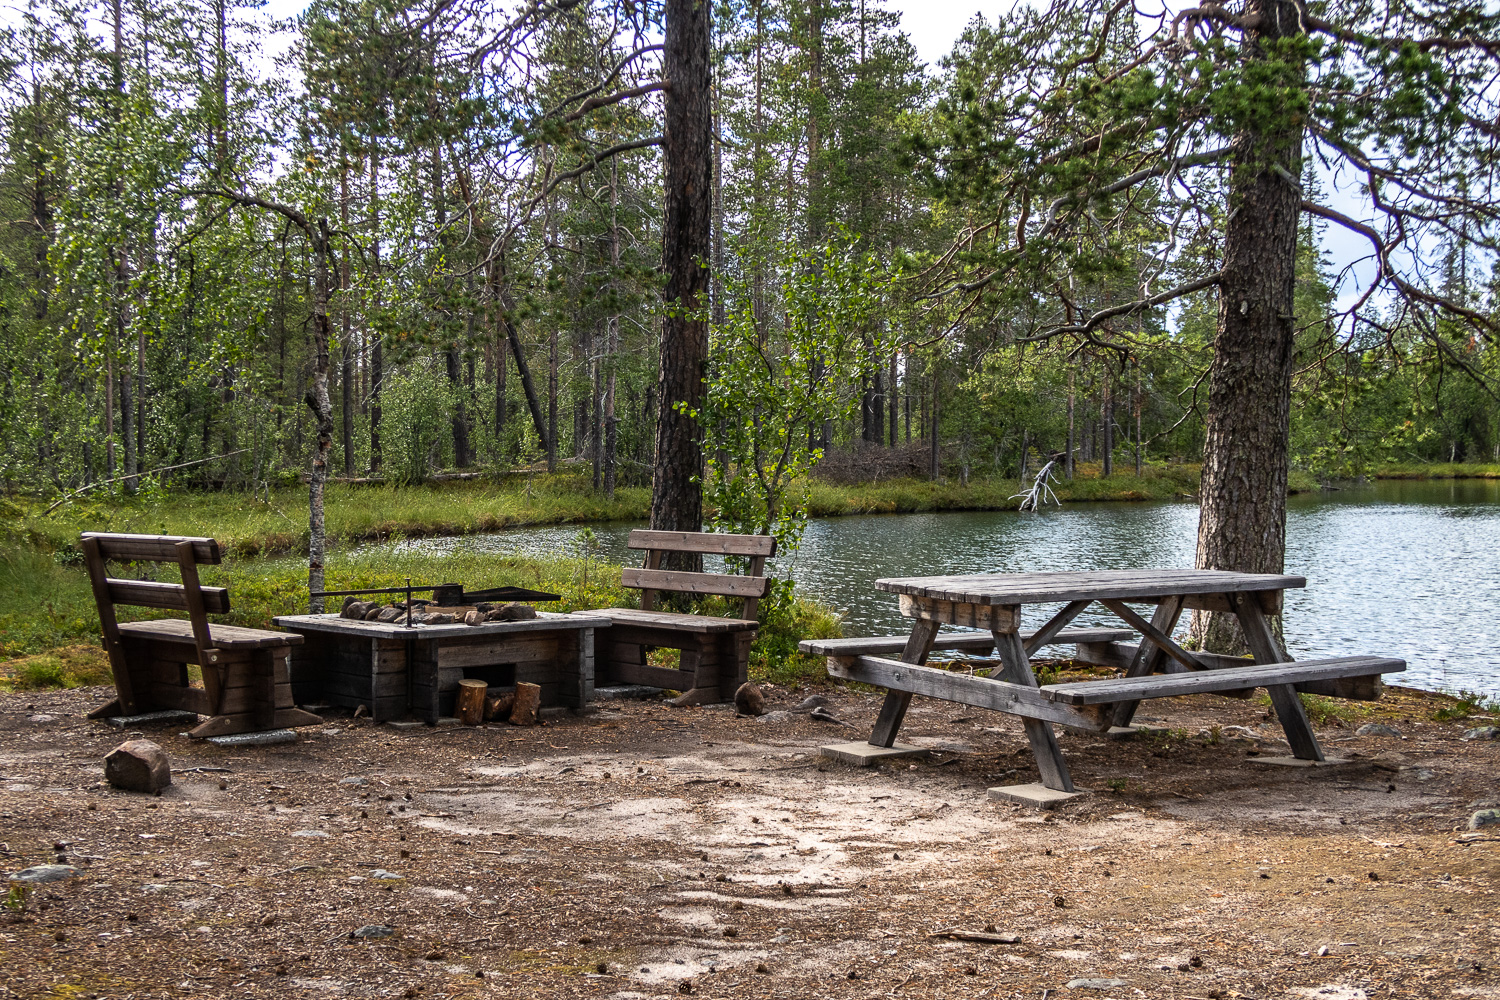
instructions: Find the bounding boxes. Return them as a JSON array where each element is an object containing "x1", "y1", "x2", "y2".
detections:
[
  {"x1": 987, "y1": 782, "x2": 1089, "y2": 809},
  {"x1": 107, "y1": 710, "x2": 199, "y2": 729},
  {"x1": 1251, "y1": 756, "x2": 1349, "y2": 768},
  {"x1": 203, "y1": 729, "x2": 297, "y2": 747},
  {"x1": 819, "y1": 741, "x2": 929, "y2": 767},
  {"x1": 1106, "y1": 725, "x2": 1170, "y2": 740}
]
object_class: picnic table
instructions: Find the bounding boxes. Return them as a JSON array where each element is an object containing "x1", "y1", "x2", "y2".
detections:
[{"x1": 801, "y1": 568, "x2": 1404, "y2": 805}]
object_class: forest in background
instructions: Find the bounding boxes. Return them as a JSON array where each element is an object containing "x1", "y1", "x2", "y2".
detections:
[{"x1": 1, "y1": 0, "x2": 1497, "y2": 508}]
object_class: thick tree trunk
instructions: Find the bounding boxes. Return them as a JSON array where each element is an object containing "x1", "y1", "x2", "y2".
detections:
[
  {"x1": 650, "y1": 0, "x2": 712, "y2": 568},
  {"x1": 604, "y1": 163, "x2": 620, "y2": 498},
  {"x1": 1193, "y1": 0, "x2": 1304, "y2": 653}
]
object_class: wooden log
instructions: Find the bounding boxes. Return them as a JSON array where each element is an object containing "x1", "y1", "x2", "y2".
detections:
[
  {"x1": 484, "y1": 690, "x2": 515, "y2": 722},
  {"x1": 455, "y1": 678, "x2": 488, "y2": 725},
  {"x1": 510, "y1": 682, "x2": 541, "y2": 726}
]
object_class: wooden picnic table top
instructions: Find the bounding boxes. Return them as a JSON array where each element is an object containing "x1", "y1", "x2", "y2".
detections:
[{"x1": 874, "y1": 568, "x2": 1306, "y2": 607}]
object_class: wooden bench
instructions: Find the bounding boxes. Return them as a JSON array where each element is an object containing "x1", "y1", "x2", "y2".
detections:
[
  {"x1": 592, "y1": 530, "x2": 775, "y2": 705},
  {"x1": 81, "y1": 532, "x2": 322, "y2": 739},
  {"x1": 801, "y1": 627, "x2": 1139, "y2": 662},
  {"x1": 1038, "y1": 655, "x2": 1405, "y2": 706}
]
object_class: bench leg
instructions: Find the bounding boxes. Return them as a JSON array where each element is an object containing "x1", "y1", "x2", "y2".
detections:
[
  {"x1": 1267, "y1": 683, "x2": 1325, "y2": 761},
  {"x1": 1231, "y1": 594, "x2": 1324, "y2": 761},
  {"x1": 869, "y1": 691, "x2": 913, "y2": 748},
  {"x1": 865, "y1": 619, "x2": 939, "y2": 748},
  {"x1": 994, "y1": 630, "x2": 1075, "y2": 793},
  {"x1": 1109, "y1": 596, "x2": 1185, "y2": 728}
]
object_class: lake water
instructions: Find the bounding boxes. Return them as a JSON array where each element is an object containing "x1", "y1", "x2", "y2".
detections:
[{"x1": 387, "y1": 479, "x2": 1500, "y2": 698}]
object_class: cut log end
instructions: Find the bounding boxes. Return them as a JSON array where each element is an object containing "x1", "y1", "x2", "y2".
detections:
[{"x1": 455, "y1": 678, "x2": 488, "y2": 726}]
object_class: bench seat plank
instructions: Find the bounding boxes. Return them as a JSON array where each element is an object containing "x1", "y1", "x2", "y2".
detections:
[
  {"x1": 801, "y1": 628, "x2": 1137, "y2": 658},
  {"x1": 828, "y1": 654, "x2": 1110, "y2": 732},
  {"x1": 594, "y1": 608, "x2": 758, "y2": 634},
  {"x1": 117, "y1": 618, "x2": 305, "y2": 650},
  {"x1": 1039, "y1": 655, "x2": 1405, "y2": 705}
]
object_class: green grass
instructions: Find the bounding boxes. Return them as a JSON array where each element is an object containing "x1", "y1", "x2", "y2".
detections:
[
  {"x1": 8, "y1": 472, "x2": 651, "y2": 558},
  {"x1": 805, "y1": 464, "x2": 1321, "y2": 517},
  {"x1": 0, "y1": 645, "x2": 112, "y2": 692},
  {"x1": 1372, "y1": 462, "x2": 1500, "y2": 480},
  {"x1": 1430, "y1": 689, "x2": 1500, "y2": 721}
]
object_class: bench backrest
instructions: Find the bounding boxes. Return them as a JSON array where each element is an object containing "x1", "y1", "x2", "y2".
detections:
[
  {"x1": 622, "y1": 530, "x2": 776, "y2": 621},
  {"x1": 81, "y1": 532, "x2": 229, "y2": 668}
]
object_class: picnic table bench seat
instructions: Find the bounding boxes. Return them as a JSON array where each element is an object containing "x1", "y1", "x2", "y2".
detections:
[
  {"x1": 81, "y1": 531, "x2": 321, "y2": 739},
  {"x1": 1037, "y1": 654, "x2": 1405, "y2": 705},
  {"x1": 593, "y1": 529, "x2": 774, "y2": 705},
  {"x1": 800, "y1": 627, "x2": 1138, "y2": 659}
]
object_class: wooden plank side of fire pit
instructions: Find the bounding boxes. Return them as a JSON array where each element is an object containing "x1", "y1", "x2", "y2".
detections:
[{"x1": 274, "y1": 612, "x2": 607, "y2": 724}]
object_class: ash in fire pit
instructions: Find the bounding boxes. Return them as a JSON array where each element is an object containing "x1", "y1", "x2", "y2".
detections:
[{"x1": 337, "y1": 597, "x2": 539, "y2": 626}]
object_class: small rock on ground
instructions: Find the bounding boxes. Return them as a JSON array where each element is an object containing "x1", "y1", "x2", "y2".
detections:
[
  {"x1": 1066, "y1": 979, "x2": 1127, "y2": 990},
  {"x1": 1356, "y1": 723, "x2": 1402, "y2": 738},
  {"x1": 104, "y1": 739, "x2": 171, "y2": 793},
  {"x1": 756, "y1": 711, "x2": 792, "y2": 725},
  {"x1": 7, "y1": 864, "x2": 80, "y2": 884},
  {"x1": 734, "y1": 682, "x2": 764, "y2": 717},
  {"x1": 351, "y1": 924, "x2": 395, "y2": 939},
  {"x1": 1469, "y1": 808, "x2": 1500, "y2": 830},
  {"x1": 1461, "y1": 726, "x2": 1499, "y2": 741}
]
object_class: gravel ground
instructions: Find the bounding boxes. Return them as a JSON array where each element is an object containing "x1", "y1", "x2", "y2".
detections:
[{"x1": 1, "y1": 680, "x2": 1497, "y2": 1000}]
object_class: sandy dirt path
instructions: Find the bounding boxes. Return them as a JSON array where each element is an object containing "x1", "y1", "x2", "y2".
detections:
[{"x1": 1, "y1": 682, "x2": 1496, "y2": 999}]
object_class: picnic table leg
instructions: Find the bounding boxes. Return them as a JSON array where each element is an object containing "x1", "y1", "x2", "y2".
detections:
[
  {"x1": 1232, "y1": 592, "x2": 1324, "y2": 762},
  {"x1": 868, "y1": 619, "x2": 939, "y2": 748},
  {"x1": 992, "y1": 630, "x2": 1075, "y2": 793},
  {"x1": 1109, "y1": 595, "x2": 1185, "y2": 729}
]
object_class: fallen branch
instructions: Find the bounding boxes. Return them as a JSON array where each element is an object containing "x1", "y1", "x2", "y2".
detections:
[
  {"x1": 926, "y1": 928, "x2": 1022, "y2": 944},
  {"x1": 42, "y1": 449, "x2": 249, "y2": 516},
  {"x1": 1010, "y1": 459, "x2": 1061, "y2": 511}
]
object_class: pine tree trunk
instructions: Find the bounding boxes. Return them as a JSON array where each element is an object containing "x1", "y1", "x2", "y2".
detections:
[
  {"x1": 1066, "y1": 371, "x2": 1075, "y2": 479},
  {"x1": 307, "y1": 222, "x2": 335, "y2": 613},
  {"x1": 1193, "y1": 0, "x2": 1305, "y2": 652},
  {"x1": 1101, "y1": 372, "x2": 1113, "y2": 476},
  {"x1": 340, "y1": 157, "x2": 354, "y2": 476},
  {"x1": 650, "y1": 0, "x2": 712, "y2": 567},
  {"x1": 368, "y1": 139, "x2": 382, "y2": 473}
]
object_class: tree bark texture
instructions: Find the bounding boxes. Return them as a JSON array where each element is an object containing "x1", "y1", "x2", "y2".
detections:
[
  {"x1": 1193, "y1": 0, "x2": 1304, "y2": 653},
  {"x1": 307, "y1": 222, "x2": 335, "y2": 613},
  {"x1": 650, "y1": 0, "x2": 712, "y2": 568}
]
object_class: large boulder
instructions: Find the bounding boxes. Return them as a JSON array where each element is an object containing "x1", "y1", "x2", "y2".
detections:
[{"x1": 105, "y1": 740, "x2": 171, "y2": 793}]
